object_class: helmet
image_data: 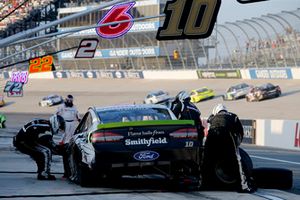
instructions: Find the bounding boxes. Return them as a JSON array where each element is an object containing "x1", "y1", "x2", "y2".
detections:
[
  {"x1": 65, "y1": 94, "x2": 74, "y2": 107},
  {"x1": 212, "y1": 104, "x2": 227, "y2": 115},
  {"x1": 50, "y1": 114, "x2": 65, "y2": 134},
  {"x1": 175, "y1": 91, "x2": 190, "y2": 102}
]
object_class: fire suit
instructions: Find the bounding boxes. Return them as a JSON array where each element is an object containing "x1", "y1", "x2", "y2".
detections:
[
  {"x1": 202, "y1": 111, "x2": 255, "y2": 192},
  {"x1": 13, "y1": 119, "x2": 57, "y2": 180},
  {"x1": 56, "y1": 104, "x2": 80, "y2": 177},
  {"x1": 172, "y1": 99, "x2": 205, "y2": 143}
]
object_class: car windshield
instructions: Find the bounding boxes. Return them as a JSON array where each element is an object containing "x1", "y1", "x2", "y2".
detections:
[
  {"x1": 152, "y1": 91, "x2": 166, "y2": 96},
  {"x1": 196, "y1": 88, "x2": 208, "y2": 93},
  {"x1": 97, "y1": 107, "x2": 172, "y2": 124}
]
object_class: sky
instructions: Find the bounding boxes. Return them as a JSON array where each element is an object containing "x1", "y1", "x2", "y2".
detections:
[{"x1": 217, "y1": 0, "x2": 300, "y2": 24}]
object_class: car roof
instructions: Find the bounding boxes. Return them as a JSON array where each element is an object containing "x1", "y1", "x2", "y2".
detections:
[
  {"x1": 148, "y1": 90, "x2": 166, "y2": 95},
  {"x1": 95, "y1": 104, "x2": 169, "y2": 112}
]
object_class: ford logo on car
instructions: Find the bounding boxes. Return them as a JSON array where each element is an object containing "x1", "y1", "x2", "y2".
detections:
[{"x1": 133, "y1": 151, "x2": 159, "y2": 161}]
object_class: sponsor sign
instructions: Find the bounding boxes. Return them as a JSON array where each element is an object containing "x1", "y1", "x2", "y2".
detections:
[
  {"x1": 249, "y1": 68, "x2": 293, "y2": 79},
  {"x1": 59, "y1": 21, "x2": 159, "y2": 37},
  {"x1": 53, "y1": 71, "x2": 69, "y2": 78},
  {"x1": 125, "y1": 137, "x2": 168, "y2": 147},
  {"x1": 197, "y1": 70, "x2": 241, "y2": 79},
  {"x1": 133, "y1": 150, "x2": 160, "y2": 161},
  {"x1": 240, "y1": 119, "x2": 256, "y2": 144},
  {"x1": 59, "y1": 47, "x2": 160, "y2": 59},
  {"x1": 83, "y1": 71, "x2": 97, "y2": 78},
  {"x1": 69, "y1": 71, "x2": 85, "y2": 78},
  {"x1": 97, "y1": 70, "x2": 144, "y2": 79}
]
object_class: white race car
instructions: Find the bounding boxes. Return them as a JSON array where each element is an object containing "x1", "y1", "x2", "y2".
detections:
[
  {"x1": 144, "y1": 90, "x2": 171, "y2": 104},
  {"x1": 39, "y1": 95, "x2": 63, "y2": 107}
]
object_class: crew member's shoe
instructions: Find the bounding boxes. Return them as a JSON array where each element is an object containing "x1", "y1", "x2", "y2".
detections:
[{"x1": 37, "y1": 173, "x2": 56, "y2": 180}]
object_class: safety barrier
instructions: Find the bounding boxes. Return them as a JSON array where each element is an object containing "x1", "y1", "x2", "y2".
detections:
[
  {"x1": 255, "y1": 119, "x2": 300, "y2": 151},
  {"x1": 1, "y1": 67, "x2": 300, "y2": 80}
]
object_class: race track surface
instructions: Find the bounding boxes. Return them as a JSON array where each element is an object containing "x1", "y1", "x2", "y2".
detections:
[
  {"x1": 0, "y1": 78, "x2": 300, "y2": 200},
  {"x1": 1, "y1": 78, "x2": 300, "y2": 120}
]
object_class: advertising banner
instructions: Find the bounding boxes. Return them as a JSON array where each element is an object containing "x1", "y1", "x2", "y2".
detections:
[
  {"x1": 197, "y1": 70, "x2": 241, "y2": 79},
  {"x1": 59, "y1": 46, "x2": 160, "y2": 59},
  {"x1": 97, "y1": 70, "x2": 144, "y2": 79},
  {"x1": 249, "y1": 68, "x2": 293, "y2": 79},
  {"x1": 53, "y1": 71, "x2": 69, "y2": 78}
]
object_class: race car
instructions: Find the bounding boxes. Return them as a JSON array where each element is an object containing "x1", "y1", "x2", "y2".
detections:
[
  {"x1": 66, "y1": 104, "x2": 201, "y2": 187},
  {"x1": 190, "y1": 87, "x2": 215, "y2": 103},
  {"x1": 223, "y1": 83, "x2": 252, "y2": 101},
  {"x1": 0, "y1": 94, "x2": 5, "y2": 107},
  {"x1": 144, "y1": 90, "x2": 171, "y2": 104},
  {"x1": 38, "y1": 94, "x2": 63, "y2": 107},
  {"x1": 246, "y1": 83, "x2": 281, "y2": 102}
]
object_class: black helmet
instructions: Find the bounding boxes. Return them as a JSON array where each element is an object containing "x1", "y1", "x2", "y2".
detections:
[
  {"x1": 65, "y1": 94, "x2": 74, "y2": 107},
  {"x1": 49, "y1": 114, "x2": 65, "y2": 134}
]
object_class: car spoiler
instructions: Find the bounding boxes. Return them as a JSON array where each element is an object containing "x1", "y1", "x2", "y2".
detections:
[{"x1": 96, "y1": 120, "x2": 195, "y2": 130}]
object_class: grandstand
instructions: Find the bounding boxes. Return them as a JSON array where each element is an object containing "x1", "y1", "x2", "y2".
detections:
[{"x1": 0, "y1": 0, "x2": 299, "y2": 70}]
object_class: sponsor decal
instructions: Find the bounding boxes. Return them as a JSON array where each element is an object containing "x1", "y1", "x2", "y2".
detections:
[
  {"x1": 29, "y1": 55, "x2": 55, "y2": 73},
  {"x1": 128, "y1": 130, "x2": 165, "y2": 137},
  {"x1": 125, "y1": 137, "x2": 167, "y2": 147},
  {"x1": 133, "y1": 150, "x2": 160, "y2": 161},
  {"x1": 295, "y1": 123, "x2": 300, "y2": 148}
]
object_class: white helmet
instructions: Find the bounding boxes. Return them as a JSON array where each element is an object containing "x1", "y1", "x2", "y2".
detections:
[
  {"x1": 49, "y1": 114, "x2": 65, "y2": 134},
  {"x1": 212, "y1": 104, "x2": 227, "y2": 115},
  {"x1": 176, "y1": 90, "x2": 190, "y2": 102}
]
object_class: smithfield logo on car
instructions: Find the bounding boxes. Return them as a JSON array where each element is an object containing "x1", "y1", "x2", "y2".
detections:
[{"x1": 133, "y1": 151, "x2": 159, "y2": 161}]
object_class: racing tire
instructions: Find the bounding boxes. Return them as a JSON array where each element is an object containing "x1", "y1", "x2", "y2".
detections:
[
  {"x1": 202, "y1": 147, "x2": 253, "y2": 191},
  {"x1": 252, "y1": 168, "x2": 293, "y2": 190},
  {"x1": 71, "y1": 146, "x2": 95, "y2": 187},
  {"x1": 214, "y1": 148, "x2": 253, "y2": 185}
]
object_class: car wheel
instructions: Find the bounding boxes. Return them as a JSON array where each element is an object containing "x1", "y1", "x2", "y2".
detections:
[
  {"x1": 202, "y1": 147, "x2": 253, "y2": 190},
  {"x1": 253, "y1": 167, "x2": 293, "y2": 189},
  {"x1": 71, "y1": 146, "x2": 94, "y2": 187}
]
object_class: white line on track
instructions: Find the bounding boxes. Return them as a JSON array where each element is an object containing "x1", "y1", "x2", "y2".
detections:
[
  {"x1": 253, "y1": 191, "x2": 286, "y2": 200},
  {"x1": 250, "y1": 155, "x2": 300, "y2": 165}
]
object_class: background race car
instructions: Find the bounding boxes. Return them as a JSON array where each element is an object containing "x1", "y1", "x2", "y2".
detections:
[
  {"x1": 190, "y1": 87, "x2": 215, "y2": 103},
  {"x1": 223, "y1": 83, "x2": 252, "y2": 101},
  {"x1": 144, "y1": 90, "x2": 171, "y2": 104},
  {"x1": 66, "y1": 104, "x2": 201, "y2": 187},
  {"x1": 38, "y1": 94, "x2": 63, "y2": 107},
  {"x1": 246, "y1": 83, "x2": 281, "y2": 102}
]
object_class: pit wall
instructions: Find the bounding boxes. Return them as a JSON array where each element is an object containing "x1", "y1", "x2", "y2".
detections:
[{"x1": 1, "y1": 67, "x2": 300, "y2": 80}]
